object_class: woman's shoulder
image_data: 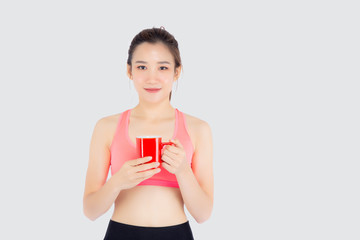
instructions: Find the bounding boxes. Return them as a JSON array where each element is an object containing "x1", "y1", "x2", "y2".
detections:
[
  {"x1": 180, "y1": 111, "x2": 212, "y2": 152},
  {"x1": 96, "y1": 113, "x2": 122, "y2": 128},
  {"x1": 92, "y1": 112, "x2": 125, "y2": 148},
  {"x1": 182, "y1": 112, "x2": 208, "y2": 126},
  {"x1": 92, "y1": 111, "x2": 126, "y2": 137},
  {"x1": 97, "y1": 108, "x2": 131, "y2": 124},
  {"x1": 181, "y1": 111, "x2": 212, "y2": 137}
]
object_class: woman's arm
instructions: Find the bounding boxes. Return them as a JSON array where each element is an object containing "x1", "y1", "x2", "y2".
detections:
[
  {"x1": 83, "y1": 117, "x2": 119, "y2": 221},
  {"x1": 162, "y1": 120, "x2": 214, "y2": 223},
  {"x1": 83, "y1": 117, "x2": 160, "y2": 221}
]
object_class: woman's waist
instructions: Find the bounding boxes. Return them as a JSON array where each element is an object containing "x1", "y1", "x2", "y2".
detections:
[
  {"x1": 111, "y1": 209, "x2": 187, "y2": 227},
  {"x1": 112, "y1": 186, "x2": 186, "y2": 227}
]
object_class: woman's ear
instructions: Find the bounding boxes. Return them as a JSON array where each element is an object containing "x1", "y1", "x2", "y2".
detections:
[
  {"x1": 174, "y1": 66, "x2": 182, "y2": 82},
  {"x1": 127, "y1": 64, "x2": 132, "y2": 80}
]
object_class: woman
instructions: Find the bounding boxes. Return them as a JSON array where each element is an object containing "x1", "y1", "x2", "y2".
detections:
[{"x1": 83, "y1": 27, "x2": 214, "y2": 240}]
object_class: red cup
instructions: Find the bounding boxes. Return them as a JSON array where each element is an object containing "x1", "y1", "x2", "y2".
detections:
[{"x1": 136, "y1": 136, "x2": 174, "y2": 163}]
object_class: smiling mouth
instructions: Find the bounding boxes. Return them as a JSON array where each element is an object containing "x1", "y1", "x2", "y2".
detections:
[{"x1": 144, "y1": 88, "x2": 161, "y2": 93}]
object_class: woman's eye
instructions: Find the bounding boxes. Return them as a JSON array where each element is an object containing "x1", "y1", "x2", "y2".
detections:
[
  {"x1": 137, "y1": 66, "x2": 146, "y2": 70},
  {"x1": 160, "y1": 66, "x2": 168, "y2": 70}
]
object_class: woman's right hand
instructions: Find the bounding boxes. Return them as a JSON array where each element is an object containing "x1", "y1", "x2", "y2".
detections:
[{"x1": 112, "y1": 157, "x2": 161, "y2": 190}]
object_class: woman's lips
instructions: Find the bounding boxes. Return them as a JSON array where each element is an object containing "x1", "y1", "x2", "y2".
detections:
[{"x1": 144, "y1": 88, "x2": 161, "y2": 93}]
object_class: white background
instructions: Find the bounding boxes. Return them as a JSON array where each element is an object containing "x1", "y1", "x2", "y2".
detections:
[{"x1": 1, "y1": 0, "x2": 359, "y2": 239}]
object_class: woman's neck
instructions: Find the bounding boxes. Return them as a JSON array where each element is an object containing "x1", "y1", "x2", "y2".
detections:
[{"x1": 132, "y1": 100, "x2": 175, "y2": 120}]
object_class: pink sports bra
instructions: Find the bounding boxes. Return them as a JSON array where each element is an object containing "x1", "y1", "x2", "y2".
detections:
[{"x1": 110, "y1": 109, "x2": 194, "y2": 188}]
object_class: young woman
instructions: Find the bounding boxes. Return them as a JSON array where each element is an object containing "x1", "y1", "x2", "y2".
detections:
[{"x1": 83, "y1": 27, "x2": 214, "y2": 240}]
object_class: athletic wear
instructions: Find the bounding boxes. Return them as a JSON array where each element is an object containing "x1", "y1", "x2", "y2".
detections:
[
  {"x1": 103, "y1": 220, "x2": 194, "y2": 240},
  {"x1": 110, "y1": 109, "x2": 194, "y2": 188}
]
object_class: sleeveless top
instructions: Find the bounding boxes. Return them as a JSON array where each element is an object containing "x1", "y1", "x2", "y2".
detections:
[{"x1": 109, "y1": 109, "x2": 194, "y2": 188}]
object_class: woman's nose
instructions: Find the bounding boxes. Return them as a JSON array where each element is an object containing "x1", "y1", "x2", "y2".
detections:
[{"x1": 146, "y1": 69, "x2": 159, "y2": 82}]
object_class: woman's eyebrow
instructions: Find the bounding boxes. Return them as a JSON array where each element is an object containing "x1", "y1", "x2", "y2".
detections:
[
  {"x1": 134, "y1": 60, "x2": 171, "y2": 64},
  {"x1": 135, "y1": 60, "x2": 147, "y2": 64},
  {"x1": 157, "y1": 61, "x2": 171, "y2": 65}
]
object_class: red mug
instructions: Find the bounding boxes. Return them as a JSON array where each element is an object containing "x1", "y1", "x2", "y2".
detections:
[{"x1": 136, "y1": 136, "x2": 174, "y2": 163}]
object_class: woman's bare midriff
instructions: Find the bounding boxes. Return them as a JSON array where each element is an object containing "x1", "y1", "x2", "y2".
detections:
[{"x1": 111, "y1": 185, "x2": 187, "y2": 227}]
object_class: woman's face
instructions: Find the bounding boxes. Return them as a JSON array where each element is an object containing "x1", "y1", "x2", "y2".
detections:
[{"x1": 128, "y1": 42, "x2": 180, "y2": 104}]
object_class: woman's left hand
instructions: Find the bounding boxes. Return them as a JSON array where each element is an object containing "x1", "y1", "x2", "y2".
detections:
[{"x1": 161, "y1": 139, "x2": 189, "y2": 175}]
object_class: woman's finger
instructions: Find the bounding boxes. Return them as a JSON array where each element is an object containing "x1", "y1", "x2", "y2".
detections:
[
  {"x1": 161, "y1": 161, "x2": 175, "y2": 174},
  {"x1": 170, "y1": 139, "x2": 184, "y2": 149},
  {"x1": 164, "y1": 145, "x2": 181, "y2": 155},
  {"x1": 135, "y1": 161, "x2": 160, "y2": 172},
  {"x1": 129, "y1": 157, "x2": 152, "y2": 166},
  {"x1": 161, "y1": 154, "x2": 176, "y2": 166},
  {"x1": 162, "y1": 148, "x2": 178, "y2": 159},
  {"x1": 136, "y1": 167, "x2": 161, "y2": 180}
]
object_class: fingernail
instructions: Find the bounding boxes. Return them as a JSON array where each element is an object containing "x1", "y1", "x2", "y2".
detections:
[{"x1": 148, "y1": 156, "x2": 152, "y2": 160}]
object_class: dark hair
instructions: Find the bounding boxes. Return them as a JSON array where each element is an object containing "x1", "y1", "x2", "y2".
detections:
[{"x1": 127, "y1": 27, "x2": 182, "y2": 100}]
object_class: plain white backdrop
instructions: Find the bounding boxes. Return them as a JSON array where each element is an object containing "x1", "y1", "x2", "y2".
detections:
[{"x1": 1, "y1": 0, "x2": 359, "y2": 239}]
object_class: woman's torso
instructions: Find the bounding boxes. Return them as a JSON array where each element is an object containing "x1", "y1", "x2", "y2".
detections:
[{"x1": 105, "y1": 108, "x2": 195, "y2": 226}]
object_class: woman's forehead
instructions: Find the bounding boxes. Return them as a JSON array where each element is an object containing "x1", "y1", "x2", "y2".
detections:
[{"x1": 132, "y1": 42, "x2": 174, "y2": 64}]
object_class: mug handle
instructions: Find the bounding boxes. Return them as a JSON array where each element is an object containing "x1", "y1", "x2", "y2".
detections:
[
  {"x1": 161, "y1": 141, "x2": 175, "y2": 148},
  {"x1": 160, "y1": 141, "x2": 174, "y2": 162}
]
